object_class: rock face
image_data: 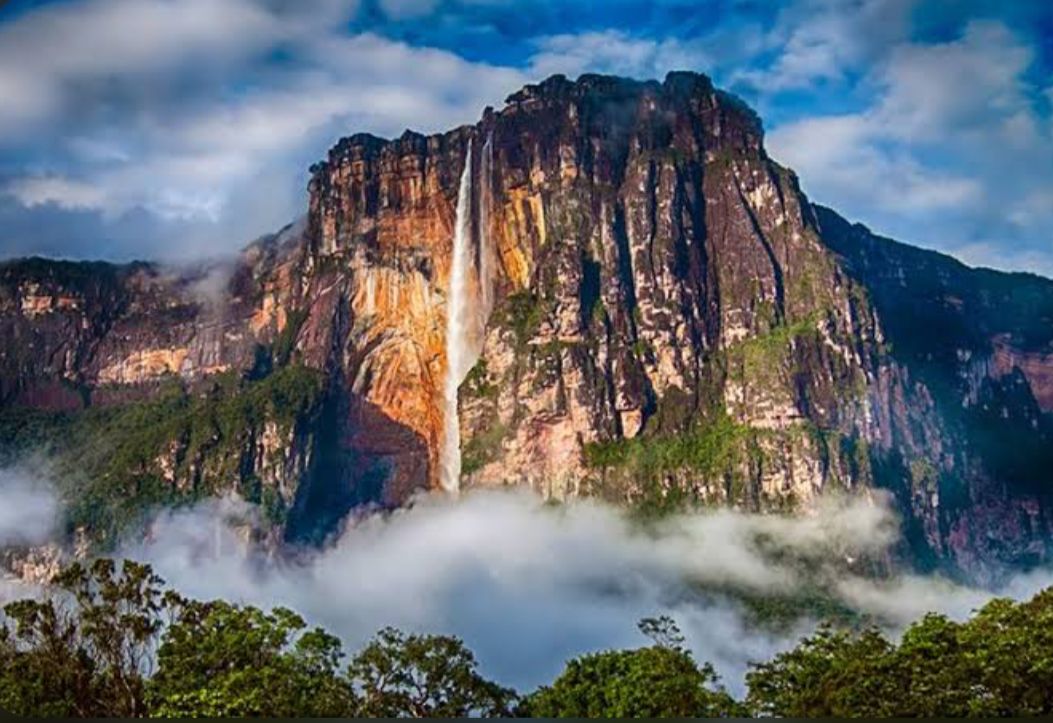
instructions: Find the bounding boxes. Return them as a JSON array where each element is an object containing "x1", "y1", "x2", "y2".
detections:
[{"x1": 1, "y1": 72, "x2": 1052, "y2": 581}]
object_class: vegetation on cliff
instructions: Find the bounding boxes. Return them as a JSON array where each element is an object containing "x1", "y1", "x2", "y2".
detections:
[
  {"x1": 2, "y1": 558, "x2": 1053, "y2": 717},
  {"x1": 583, "y1": 409, "x2": 751, "y2": 515},
  {"x1": 0, "y1": 364, "x2": 324, "y2": 546}
]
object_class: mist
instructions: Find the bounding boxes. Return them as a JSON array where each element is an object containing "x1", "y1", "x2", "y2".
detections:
[
  {"x1": 1, "y1": 475, "x2": 1050, "y2": 693},
  {"x1": 107, "y1": 488, "x2": 1053, "y2": 695},
  {"x1": 0, "y1": 469, "x2": 58, "y2": 547}
]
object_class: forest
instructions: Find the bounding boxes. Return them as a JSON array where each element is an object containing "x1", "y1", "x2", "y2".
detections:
[{"x1": 2, "y1": 559, "x2": 1052, "y2": 718}]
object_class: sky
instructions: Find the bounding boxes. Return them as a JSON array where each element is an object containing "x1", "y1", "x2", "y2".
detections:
[{"x1": 0, "y1": 0, "x2": 1050, "y2": 276}]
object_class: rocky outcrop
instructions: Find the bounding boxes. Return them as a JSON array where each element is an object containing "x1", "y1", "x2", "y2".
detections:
[{"x1": 1, "y1": 72, "x2": 1052, "y2": 582}]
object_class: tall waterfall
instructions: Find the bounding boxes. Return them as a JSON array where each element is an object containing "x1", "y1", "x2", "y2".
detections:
[
  {"x1": 440, "y1": 141, "x2": 475, "y2": 493},
  {"x1": 479, "y1": 134, "x2": 495, "y2": 322},
  {"x1": 440, "y1": 136, "x2": 496, "y2": 494}
]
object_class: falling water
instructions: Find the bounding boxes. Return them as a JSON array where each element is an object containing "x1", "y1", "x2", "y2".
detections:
[
  {"x1": 440, "y1": 141, "x2": 474, "y2": 494},
  {"x1": 479, "y1": 133, "x2": 495, "y2": 321}
]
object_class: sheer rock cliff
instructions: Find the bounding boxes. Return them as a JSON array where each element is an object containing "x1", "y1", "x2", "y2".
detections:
[{"x1": 2, "y1": 72, "x2": 1052, "y2": 581}]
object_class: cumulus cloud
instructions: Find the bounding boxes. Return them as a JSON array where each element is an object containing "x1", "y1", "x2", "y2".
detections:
[
  {"x1": 733, "y1": 0, "x2": 916, "y2": 92},
  {"x1": 870, "y1": 20, "x2": 1034, "y2": 142},
  {"x1": 6, "y1": 176, "x2": 109, "y2": 212},
  {"x1": 769, "y1": 115, "x2": 982, "y2": 213},
  {"x1": 1, "y1": 25, "x2": 525, "y2": 222},
  {"x1": 0, "y1": 0, "x2": 524, "y2": 260},
  {"x1": 117, "y1": 488, "x2": 1052, "y2": 694},
  {"x1": 1, "y1": 0, "x2": 1050, "y2": 280},
  {"x1": 518, "y1": 5, "x2": 1053, "y2": 278},
  {"x1": 766, "y1": 17, "x2": 1053, "y2": 277},
  {"x1": 0, "y1": 0, "x2": 299, "y2": 135}
]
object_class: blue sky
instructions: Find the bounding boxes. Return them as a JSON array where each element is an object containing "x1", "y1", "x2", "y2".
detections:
[{"x1": 0, "y1": 0, "x2": 1050, "y2": 276}]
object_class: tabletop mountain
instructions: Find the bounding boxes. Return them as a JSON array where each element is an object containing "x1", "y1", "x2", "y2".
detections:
[{"x1": 3, "y1": 72, "x2": 1052, "y2": 581}]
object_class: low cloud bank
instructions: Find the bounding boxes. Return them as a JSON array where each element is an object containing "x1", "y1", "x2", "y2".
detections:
[
  {"x1": 117, "y1": 489, "x2": 1053, "y2": 693},
  {"x1": 1, "y1": 474, "x2": 1049, "y2": 692}
]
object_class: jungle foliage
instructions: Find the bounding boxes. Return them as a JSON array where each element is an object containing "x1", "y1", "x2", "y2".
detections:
[{"x1": 2, "y1": 559, "x2": 1053, "y2": 717}]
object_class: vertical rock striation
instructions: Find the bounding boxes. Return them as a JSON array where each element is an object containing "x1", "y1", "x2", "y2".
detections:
[{"x1": 1, "y1": 72, "x2": 1052, "y2": 580}]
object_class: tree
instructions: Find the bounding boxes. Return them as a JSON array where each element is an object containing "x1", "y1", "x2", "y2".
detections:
[
  {"x1": 0, "y1": 559, "x2": 171, "y2": 717},
  {"x1": 147, "y1": 600, "x2": 355, "y2": 717},
  {"x1": 883, "y1": 612, "x2": 976, "y2": 717},
  {"x1": 745, "y1": 591, "x2": 1053, "y2": 718},
  {"x1": 745, "y1": 623, "x2": 896, "y2": 717},
  {"x1": 957, "y1": 590, "x2": 1053, "y2": 716},
  {"x1": 903, "y1": 593, "x2": 1053, "y2": 717},
  {"x1": 0, "y1": 598, "x2": 97, "y2": 716},
  {"x1": 6, "y1": 556, "x2": 1053, "y2": 719},
  {"x1": 638, "y1": 614, "x2": 686, "y2": 649},
  {"x1": 522, "y1": 618, "x2": 742, "y2": 718},
  {"x1": 347, "y1": 626, "x2": 515, "y2": 717}
]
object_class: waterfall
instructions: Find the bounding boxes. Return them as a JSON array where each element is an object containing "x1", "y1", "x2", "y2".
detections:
[
  {"x1": 479, "y1": 133, "x2": 495, "y2": 322},
  {"x1": 440, "y1": 141, "x2": 474, "y2": 493},
  {"x1": 439, "y1": 135, "x2": 497, "y2": 494}
]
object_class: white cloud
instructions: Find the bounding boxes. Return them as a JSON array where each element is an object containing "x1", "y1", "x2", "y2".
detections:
[
  {"x1": 0, "y1": 473, "x2": 1049, "y2": 694},
  {"x1": 0, "y1": 3, "x2": 526, "y2": 251},
  {"x1": 0, "y1": 470, "x2": 59, "y2": 547},
  {"x1": 6, "y1": 176, "x2": 110, "y2": 212},
  {"x1": 872, "y1": 20, "x2": 1035, "y2": 142},
  {"x1": 120, "y1": 488, "x2": 1052, "y2": 694},
  {"x1": 0, "y1": 0, "x2": 293, "y2": 135},
  {"x1": 82, "y1": 33, "x2": 523, "y2": 224},
  {"x1": 529, "y1": 31, "x2": 713, "y2": 81},
  {"x1": 0, "y1": 0, "x2": 1050, "y2": 277},
  {"x1": 769, "y1": 115, "x2": 982, "y2": 213},
  {"x1": 834, "y1": 573, "x2": 992, "y2": 623},
  {"x1": 951, "y1": 241, "x2": 1053, "y2": 279},
  {"x1": 734, "y1": 0, "x2": 916, "y2": 91},
  {"x1": 765, "y1": 18, "x2": 1053, "y2": 276}
]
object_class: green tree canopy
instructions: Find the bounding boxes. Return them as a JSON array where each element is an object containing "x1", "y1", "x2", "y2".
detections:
[
  {"x1": 522, "y1": 617, "x2": 742, "y2": 718},
  {"x1": 147, "y1": 599, "x2": 355, "y2": 717},
  {"x1": 348, "y1": 626, "x2": 515, "y2": 717},
  {"x1": 0, "y1": 559, "x2": 171, "y2": 717},
  {"x1": 745, "y1": 622, "x2": 896, "y2": 717},
  {"x1": 745, "y1": 588, "x2": 1053, "y2": 717},
  {"x1": 5, "y1": 557, "x2": 1053, "y2": 719}
]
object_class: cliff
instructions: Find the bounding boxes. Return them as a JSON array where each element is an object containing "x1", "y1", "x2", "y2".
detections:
[{"x1": 1, "y1": 72, "x2": 1051, "y2": 581}]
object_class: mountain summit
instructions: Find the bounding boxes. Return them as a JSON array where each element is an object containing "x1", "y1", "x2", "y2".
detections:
[{"x1": 2, "y1": 72, "x2": 1052, "y2": 580}]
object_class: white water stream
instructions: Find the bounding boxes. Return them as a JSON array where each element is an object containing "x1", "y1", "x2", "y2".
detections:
[
  {"x1": 439, "y1": 135, "x2": 497, "y2": 493},
  {"x1": 479, "y1": 134, "x2": 495, "y2": 322},
  {"x1": 440, "y1": 141, "x2": 475, "y2": 493}
]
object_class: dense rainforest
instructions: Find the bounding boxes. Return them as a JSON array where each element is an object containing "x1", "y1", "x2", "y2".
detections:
[{"x1": 2, "y1": 558, "x2": 1053, "y2": 718}]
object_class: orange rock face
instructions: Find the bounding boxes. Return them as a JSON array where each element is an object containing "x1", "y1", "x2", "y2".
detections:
[
  {"x1": 304, "y1": 130, "x2": 469, "y2": 496},
  {"x1": 4, "y1": 72, "x2": 1053, "y2": 578},
  {"x1": 97, "y1": 347, "x2": 191, "y2": 385}
]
